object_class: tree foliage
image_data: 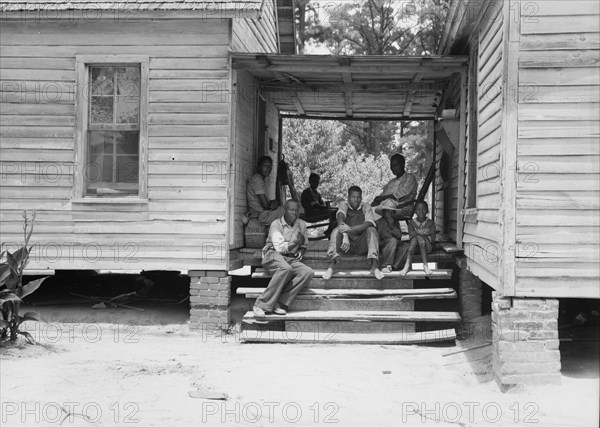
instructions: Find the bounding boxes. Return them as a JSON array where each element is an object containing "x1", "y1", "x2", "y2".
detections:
[{"x1": 283, "y1": 118, "x2": 393, "y2": 205}]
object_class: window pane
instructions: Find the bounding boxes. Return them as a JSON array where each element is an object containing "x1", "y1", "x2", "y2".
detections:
[
  {"x1": 102, "y1": 155, "x2": 114, "y2": 182},
  {"x1": 116, "y1": 67, "x2": 140, "y2": 96},
  {"x1": 116, "y1": 155, "x2": 139, "y2": 183},
  {"x1": 91, "y1": 96, "x2": 113, "y2": 123},
  {"x1": 116, "y1": 67, "x2": 140, "y2": 123},
  {"x1": 115, "y1": 131, "x2": 139, "y2": 155},
  {"x1": 91, "y1": 67, "x2": 114, "y2": 96},
  {"x1": 116, "y1": 96, "x2": 139, "y2": 123}
]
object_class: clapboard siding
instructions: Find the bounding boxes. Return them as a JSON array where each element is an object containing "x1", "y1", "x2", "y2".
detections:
[
  {"x1": 0, "y1": 18, "x2": 233, "y2": 271},
  {"x1": 460, "y1": 4, "x2": 504, "y2": 289},
  {"x1": 231, "y1": 0, "x2": 278, "y2": 53},
  {"x1": 515, "y1": 1, "x2": 600, "y2": 298},
  {"x1": 231, "y1": 70, "x2": 256, "y2": 249}
]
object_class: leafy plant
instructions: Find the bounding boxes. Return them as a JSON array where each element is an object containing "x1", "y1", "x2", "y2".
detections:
[{"x1": 0, "y1": 211, "x2": 47, "y2": 343}]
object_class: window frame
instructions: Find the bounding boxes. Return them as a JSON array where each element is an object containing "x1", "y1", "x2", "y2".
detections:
[
  {"x1": 465, "y1": 42, "x2": 479, "y2": 209},
  {"x1": 75, "y1": 55, "x2": 149, "y2": 199}
]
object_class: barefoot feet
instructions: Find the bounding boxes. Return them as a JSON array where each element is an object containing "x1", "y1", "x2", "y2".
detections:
[
  {"x1": 423, "y1": 264, "x2": 433, "y2": 275},
  {"x1": 371, "y1": 268, "x2": 384, "y2": 280},
  {"x1": 323, "y1": 265, "x2": 334, "y2": 280}
]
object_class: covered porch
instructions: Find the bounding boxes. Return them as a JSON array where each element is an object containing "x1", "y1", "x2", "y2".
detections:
[{"x1": 229, "y1": 53, "x2": 469, "y2": 268}]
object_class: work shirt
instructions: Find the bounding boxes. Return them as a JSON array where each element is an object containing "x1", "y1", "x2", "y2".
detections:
[
  {"x1": 337, "y1": 201, "x2": 376, "y2": 228},
  {"x1": 264, "y1": 216, "x2": 308, "y2": 256},
  {"x1": 381, "y1": 172, "x2": 418, "y2": 201},
  {"x1": 247, "y1": 173, "x2": 267, "y2": 217}
]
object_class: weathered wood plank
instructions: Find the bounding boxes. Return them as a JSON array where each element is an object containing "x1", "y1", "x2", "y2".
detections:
[
  {"x1": 516, "y1": 278, "x2": 599, "y2": 299},
  {"x1": 252, "y1": 269, "x2": 453, "y2": 280},
  {"x1": 237, "y1": 287, "x2": 455, "y2": 297},
  {"x1": 520, "y1": 68, "x2": 600, "y2": 86},
  {"x1": 243, "y1": 310, "x2": 461, "y2": 322},
  {"x1": 240, "y1": 329, "x2": 457, "y2": 344},
  {"x1": 517, "y1": 156, "x2": 599, "y2": 174},
  {"x1": 517, "y1": 173, "x2": 600, "y2": 191},
  {"x1": 518, "y1": 120, "x2": 599, "y2": 139},
  {"x1": 520, "y1": 33, "x2": 600, "y2": 51},
  {"x1": 521, "y1": 15, "x2": 600, "y2": 34},
  {"x1": 517, "y1": 192, "x2": 599, "y2": 209},
  {"x1": 521, "y1": 85, "x2": 600, "y2": 103},
  {"x1": 518, "y1": 209, "x2": 600, "y2": 226},
  {"x1": 519, "y1": 50, "x2": 600, "y2": 68},
  {"x1": 518, "y1": 103, "x2": 600, "y2": 121}
]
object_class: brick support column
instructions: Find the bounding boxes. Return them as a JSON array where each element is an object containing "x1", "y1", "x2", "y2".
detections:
[
  {"x1": 188, "y1": 270, "x2": 231, "y2": 331},
  {"x1": 492, "y1": 292, "x2": 561, "y2": 387},
  {"x1": 458, "y1": 267, "x2": 482, "y2": 322}
]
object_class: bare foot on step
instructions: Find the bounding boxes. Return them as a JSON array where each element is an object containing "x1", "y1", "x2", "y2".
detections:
[
  {"x1": 371, "y1": 268, "x2": 384, "y2": 280},
  {"x1": 398, "y1": 268, "x2": 409, "y2": 276},
  {"x1": 322, "y1": 266, "x2": 334, "y2": 280},
  {"x1": 424, "y1": 264, "x2": 433, "y2": 275}
]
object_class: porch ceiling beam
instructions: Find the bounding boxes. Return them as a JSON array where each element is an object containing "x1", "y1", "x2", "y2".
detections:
[
  {"x1": 256, "y1": 55, "x2": 295, "y2": 83},
  {"x1": 345, "y1": 91, "x2": 353, "y2": 117},
  {"x1": 280, "y1": 113, "x2": 436, "y2": 121},
  {"x1": 291, "y1": 93, "x2": 305, "y2": 115},
  {"x1": 234, "y1": 63, "x2": 466, "y2": 74},
  {"x1": 259, "y1": 82, "x2": 448, "y2": 93},
  {"x1": 403, "y1": 89, "x2": 416, "y2": 117}
]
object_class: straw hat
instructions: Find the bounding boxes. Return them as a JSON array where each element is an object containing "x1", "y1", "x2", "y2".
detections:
[{"x1": 374, "y1": 199, "x2": 404, "y2": 215}]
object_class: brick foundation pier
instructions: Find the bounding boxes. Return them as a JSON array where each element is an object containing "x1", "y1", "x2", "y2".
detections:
[
  {"x1": 492, "y1": 292, "x2": 561, "y2": 387},
  {"x1": 188, "y1": 270, "x2": 231, "y2": 331}
]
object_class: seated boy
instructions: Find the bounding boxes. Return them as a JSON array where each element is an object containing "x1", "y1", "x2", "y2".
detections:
[
  {"x1": 324, "y1": 186, "x2": 384, "y2": 280},
  {"x1": 397, "y1": 201, "x2": 436, "y2": 276},
  {"x1": 374, "y1": 199, "x2": 404, "y2": 274}
]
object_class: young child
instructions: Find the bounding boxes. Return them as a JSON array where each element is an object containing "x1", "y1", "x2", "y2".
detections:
[
  {"x1": 398, "y1": 201, "x2": 436, "y2": 276},
  {"x1": 374, "y1": 199, "x2": 404, "y2": 274}
]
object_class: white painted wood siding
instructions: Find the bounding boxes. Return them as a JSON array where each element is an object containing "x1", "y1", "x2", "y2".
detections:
[{"x1": 0, "y1": 19, "x2": 232, "y2": 271}]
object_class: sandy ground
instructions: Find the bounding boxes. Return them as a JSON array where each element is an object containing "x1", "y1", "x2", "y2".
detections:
[{"x1": 1, "y1": 304, "x2": 599, "y2": 428}]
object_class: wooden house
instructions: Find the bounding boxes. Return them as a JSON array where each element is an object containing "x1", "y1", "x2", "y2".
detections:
[
  {"x1": 1, "y1": 0, "x2": 597, "y2": 387},
  {"x1": 434, "y1": 0, "x2": 599, "y2": 385},
  {"x1": 0, "y1": 0, "x2": 289, "y2": 274}
]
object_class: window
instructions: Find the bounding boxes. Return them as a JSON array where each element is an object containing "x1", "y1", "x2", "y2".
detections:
[{"x1": 75, "y1": 56, "x2": 148, "y2": 198}]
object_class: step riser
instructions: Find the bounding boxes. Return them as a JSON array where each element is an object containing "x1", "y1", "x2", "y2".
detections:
[
  {"x1": 290, "y1": 298, "x2": 414, "y2": 312},
  {"x1": 309, "y1": 278, "x2": 413, "y2": 289},
  {"x1": 300, "y1": 256, "x2": 453, "y2": 269},
  {"x1": 284, "y1": 320, "x2": 416, "y2": 335}
]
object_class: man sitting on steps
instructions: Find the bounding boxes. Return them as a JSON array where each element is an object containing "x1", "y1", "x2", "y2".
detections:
[
  {"x1": 324, "y1": 186, "x2": 384, "y2": 281},
  {"x1": 253, "y1": 200, "x2": 314, "y2": 317},
  {"x1": 247, "y1": 156, "x2": 285, "y2": 226}
]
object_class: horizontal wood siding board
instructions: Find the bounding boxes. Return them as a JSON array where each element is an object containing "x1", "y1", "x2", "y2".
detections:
[
  {"x1": 520, "y1": 33, "x2": 600, "y2": 51},
  {"x1": 521, "y1": 15, "x2": 600, "y2": 35}
]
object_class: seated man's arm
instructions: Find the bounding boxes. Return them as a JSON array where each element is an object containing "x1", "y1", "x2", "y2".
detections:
[
  {"x1": 269, "y1": 222, "x2": 300, "y2": 254},
  {"x1": 407, "y1": 221, "x2": 417, "y2": 239},
  {"x1": 348, "y1": 204, "x2": 376, "y2": 234}
]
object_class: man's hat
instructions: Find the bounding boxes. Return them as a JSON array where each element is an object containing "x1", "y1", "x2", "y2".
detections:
[{"x1": 374, "y1": 199, "x2": 404, "y2": 215}]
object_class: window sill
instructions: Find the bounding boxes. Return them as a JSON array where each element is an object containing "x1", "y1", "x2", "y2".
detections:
[{"x1": 71, "y1": 197, "x2": 148, "y2": 204}]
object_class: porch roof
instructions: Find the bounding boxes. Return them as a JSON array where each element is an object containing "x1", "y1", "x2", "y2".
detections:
[{"x1": 232, "y1": 53, "x2": 468, "y2": 120}]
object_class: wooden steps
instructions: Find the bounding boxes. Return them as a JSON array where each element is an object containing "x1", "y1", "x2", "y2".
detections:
[
  {"x1": 239, "y1": 261, "x2": 460, "y2": 344},
  {"x1": 240, "y1": 329, "x2": 457, "y2": 344},
  {"x1": 243, "y1": 310, "x2": 461, "y2": 323}
]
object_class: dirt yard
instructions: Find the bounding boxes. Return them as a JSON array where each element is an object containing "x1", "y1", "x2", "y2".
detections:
[{"x1": 1, "y1": 303, "x2": 598, "y2": 428}]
